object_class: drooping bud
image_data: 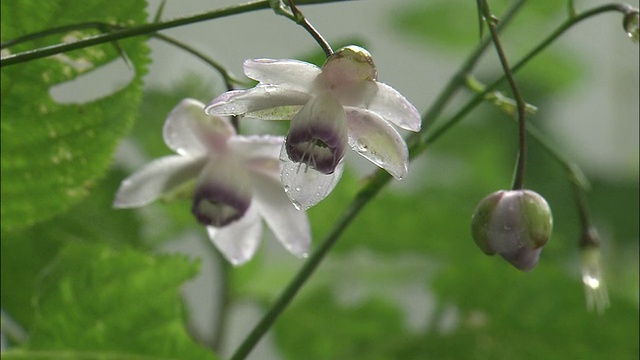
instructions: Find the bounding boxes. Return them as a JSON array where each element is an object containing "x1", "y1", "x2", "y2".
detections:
[
  {"x1": 471, "y1": 189, "x2": 553, "y2": 271},
  {"x1": 191, "y1": 158, "x2": 252, "y2": 227},
  {"x1": 285, "y1": 93, "x2": 347, "y2": 175}
]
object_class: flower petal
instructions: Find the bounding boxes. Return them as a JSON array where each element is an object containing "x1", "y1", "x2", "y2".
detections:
[
  {"x1": 228, "y1": 135, "x2": 283, "y2": 164},
  {"x1": 205, "y1": 85, "x2": 310, "y2": 118},
  {"x1": 207, "y1": 204, "x2": 263, "y2": 266},
  {"x1": 368, "y1": 82, "x2": 422, "y2": 131},
  {"x1": 340, "y1": 82, "x2": 421, "y2": 132},
  {"x1": 286, "y1": 93, "x2": 348, "y2": 175},
  {"x1": 244, "y1": 58, "x2": 320, "y2": 92},
  {"x1": 251, "y1": 171, "x2": 311, "y2": 258},
  {"x1": 113, "y1": 155, "x2": 206, "y2": 208},
  {"x1": 345, "y1": 107, "x2": 409, "y2": 179},
  {"x1": 163, "y1": 98, "x2": 235, "y2": 156},
  {"x1": 279, "y1": 145, "x2": 345, "y2": 210},
  {"x1": 192, "y1": 156, "x2": 253, "y2": 227}
]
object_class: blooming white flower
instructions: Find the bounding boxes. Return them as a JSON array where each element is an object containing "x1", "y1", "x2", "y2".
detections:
[
  {"x1": 205, "y1": 45, "x2": 421, "y2": 210},
  {"x1": 113, "y1": 99, "x2": 311, "y2": 265}
]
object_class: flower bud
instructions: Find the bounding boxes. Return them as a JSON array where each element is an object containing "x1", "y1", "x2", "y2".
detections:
[{"x1": 471, "y1": 190, "x2": 553, "y2": 271}]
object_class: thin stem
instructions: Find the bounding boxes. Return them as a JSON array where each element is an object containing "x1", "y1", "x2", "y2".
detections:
[
  {"x1": 478, "y1": 0, "x2": 528, "y2": 190},
  {"x1": 287, "y1": 0, "x2": 333, "y2": 56},
  {"x1": 0, "y1": 0, "x2": 352, "y2": 67},
  {"x1": 152, "y1": 33, "x2": 247, "y2": 90},
  {"x1": 410, "y1": 2, "x2": 633, "y2": 154},
  {"x1": 0, "y1": 20, "x2": 247, "y2": 90},
  {"x1": 422, "y1": 0, "x2": 526, "y2": 131},
  {"x1": 230, "y1": 170, "x2": 391, "y2": 360}
]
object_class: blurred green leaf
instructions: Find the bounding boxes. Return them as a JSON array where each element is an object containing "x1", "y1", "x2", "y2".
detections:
[
  {"x1": 25, "y1": 242, "x2": 216, "y2": 359},
  {"x1": 0, "y1": 0, "x2": 150, "y2": 232},
  {"x1": 275, "y1": 288, "x2": 408, "y2": 360},
  {"x1": 422, "y1": 261, "x2": 639, "y2": 360}
]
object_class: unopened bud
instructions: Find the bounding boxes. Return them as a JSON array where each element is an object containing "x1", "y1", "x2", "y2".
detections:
[{"x1": 471, "y1": 190, "x2": 553, "y2": 271}]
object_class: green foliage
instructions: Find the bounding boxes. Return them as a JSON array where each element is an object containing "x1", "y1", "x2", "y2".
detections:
[
  {"x1": 22, "y1": 242, "x2": 214, "y2": 359},
  {"x1": 276, "y1": 288, "x2": 408, "y2": 360},
  {"x1": 0, "y1": 0, "x2": 149, "y2": 232}
]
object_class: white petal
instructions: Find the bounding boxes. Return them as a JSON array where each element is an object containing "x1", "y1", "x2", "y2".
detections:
[
  {"x1": 279, "y1": 145, "x2": 344, "y2": 210},
  {"x1": 207, "y1": 205, "x2": 263, "y2": 266},
  {"x1": 113, "y1": 155, "x2": 206, "y2": 208},
  {"x1": 163, "y1": 98, "x2": 235, "y2": 156},
  {"x1": 368, "y1": 82, "x2": 422, "y2": 131},
  {"x1": 340, "y1": 82, "x2": 421, "y2": 132},
  {"x1": 205, "y1": 85, "x2": 310, "y2": 118},
  {"x1": 244, "y1": 59, "x2": 320, "y2": 93},
  {"x1": 228, "y1": 135, "x2": 283, "y2": 164},
  {"x1": 251, "y1": 171, "x2": 311, "y2": 258},
  {"x1": 345, "y1": 108, "x2": 409, "y2": 179}
]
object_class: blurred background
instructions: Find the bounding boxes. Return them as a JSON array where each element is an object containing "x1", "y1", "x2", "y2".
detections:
[{"x1": 2, "y1": 0, "x2": 638, "y2": 359}]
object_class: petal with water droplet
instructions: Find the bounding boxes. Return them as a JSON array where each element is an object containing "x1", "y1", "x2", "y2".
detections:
[
  {"x1": 244, "y1": 58, "x2": 320, "y2": 92},
  {"x1": 345, "y1": 107, "x2": 409, "y2": 179},
  {"x1": 279, "y1": 145, "x2": 344, "y2": 210},
  {"x1": 205, "y1": 85, "x2": 310, "y2": 117}
]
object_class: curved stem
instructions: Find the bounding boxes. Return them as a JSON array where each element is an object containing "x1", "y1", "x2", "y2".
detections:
[
  {"x1": 477, "y1": 0, "x2": 528, "y2": 190},
  {"x1": 422, "y1": 0, "x2": 526, "y2": 131},
  {"x1": 287, "y1": 0, "x2": 333, "y2": 56},
  {"x1": 410, "y1": 2, "x2": 633, "y2": 154},
  {"x1": 0, "y1": 0, "x2": 353, "y2": 67}
]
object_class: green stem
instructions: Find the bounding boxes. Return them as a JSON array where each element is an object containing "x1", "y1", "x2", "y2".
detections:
[
  {"x1": 0, "y1": 0, "x2": 353, "y2": 67},
  {"x1": 410, "y1": 2, "x2": 633, "y2": 153},
  {"x1": 422, "y1": 0, "x2": 526, "y2": 131},
  {"x1": 0, "y1": 20, "x2": 248, "y2": 90},
  {"x1": 478, "y1": 0, "x2": 528, "y2": 190},
  {"x1": 287, "y1": 0, "x2": 334, "y2": 56},
  {"x1": 229, "y1": 170, "x2": 391, "y2": 360},
  {"x1": 231, "y1": 4, "x2": 633, "y2": 359}
]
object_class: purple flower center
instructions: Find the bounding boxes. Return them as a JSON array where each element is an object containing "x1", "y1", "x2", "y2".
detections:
[
  {"x1": 192, "y1": 183, "x2": 251, "y2": 227},
  {"x1": 285, "y1": 121, "x2": 346, "y2": 175}
]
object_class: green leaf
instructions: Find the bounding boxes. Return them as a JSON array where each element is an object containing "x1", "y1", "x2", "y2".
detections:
[
  {"x1": 25, "y1": 242, "x2": 216, "y2": 359},
  {"x1": 0, "y1": 0, "x2": 150, "y2": 232}
]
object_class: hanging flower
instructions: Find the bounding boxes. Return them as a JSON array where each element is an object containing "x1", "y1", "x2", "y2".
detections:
[
  {"x1": 113, "y1": 99, "x2": 311, "y2": 265},
  {"x1": 205, "y1": 45, "x2": 421, "y2": 210}
]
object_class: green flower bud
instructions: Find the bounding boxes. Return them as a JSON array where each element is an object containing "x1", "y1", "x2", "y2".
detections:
[{"x1": 471, "y1": 190, "x2": 553, "y2": 271}]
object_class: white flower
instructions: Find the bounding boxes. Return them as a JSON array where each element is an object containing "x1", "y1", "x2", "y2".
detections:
[
  {"x1": 205, "y1": 45, "x2": 421, "y2": 210},
  {"x1": 113, "y1": 99, "x2": 311, "y2": 265}
]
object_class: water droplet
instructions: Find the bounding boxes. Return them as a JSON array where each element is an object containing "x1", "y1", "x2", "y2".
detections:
[
  {"x1": 291, "y1": 200, "x2": 302, "y2": 210},
  {"x1": 284, "y1": 185, "x2": 290, "y2": 193},
  {"x1": 294, "y1": 186, "x2": 302, "y2": 192}
]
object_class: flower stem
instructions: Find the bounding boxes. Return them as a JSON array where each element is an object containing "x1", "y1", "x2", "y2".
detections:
[
  {"x1": 477, "y1": 0, "x2": 528, "y2": 190},
  {"x1": 421, "y1": 0, "x2": 526, "y2": 131},
  {"x1": 230, "y1": 170, "x2": 391, "y2": 360},
  {"x1": 287, "y1": 0, "x2": 334, "y2": 57},
  {"x1": 0, "y1": 0, "x2": 352, "y2": 67}
]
